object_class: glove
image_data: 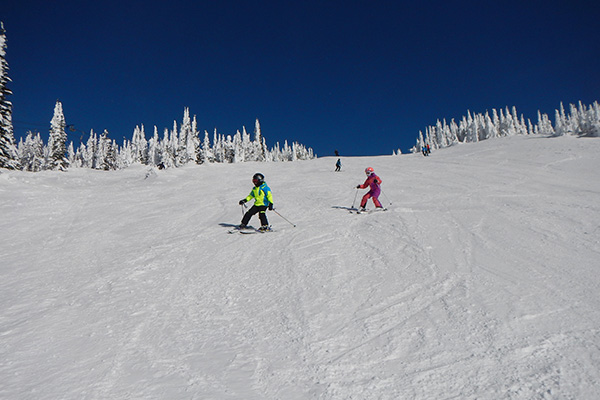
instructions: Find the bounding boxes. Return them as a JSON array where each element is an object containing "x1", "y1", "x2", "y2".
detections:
[
  {"x1": 239, "y1": 199, "x2": 247, "y2": 205},
  {"x1": 268, "y1": 203, "x2": 274, "y2": 211},
  {"x1": 356, "y1": 185, "x2": 361, "y2": 189}
]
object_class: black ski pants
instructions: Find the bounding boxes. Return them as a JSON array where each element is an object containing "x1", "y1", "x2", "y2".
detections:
[{"x1": 242, "y1": 205, "x2": 269, "y2": 227}]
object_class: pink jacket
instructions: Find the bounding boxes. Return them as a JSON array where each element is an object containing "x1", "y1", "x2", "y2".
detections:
[{"x1": 358, "y1": 174, "x2": 382, "y2": 194}]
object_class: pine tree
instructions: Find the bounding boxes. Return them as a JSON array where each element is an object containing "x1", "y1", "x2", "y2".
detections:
[
  {"x1": 86, "y1": 130, "x2": 99, "y2": 169},
  {"x1": 254, "y1": 119, "x2": 266, "y2": 161},
  {"x1": 48, "y1": 100, "x2": 69, "y2": 170},
  {"x1": 198, "y1": 130, "x2": 209, "y2": 164},
  {"x1": 118, "y1": 138, "x2": 132, "y2": 167},
  {"x1": 147, "y1": 126, "x2": 161, "y2": 167},
  {"x1": 233, "y1": 130, "x2": 243, "y2": 163},
  {"x1": 484, "y1": 112, "x2": 496, "y2": 140},
  {"x1": 191, "y1": 114, "x2": 200, "y2": 164},
  {"x1": 19, "y1": 131, "x2": 44, "y2": 171},
  {"x1": 178, "y1": 107, "x2": 197, "y2": 165},
  {"x1": 73, "y1": 142, "x2": 86, "y2": 168},
  {"x1": 241, "y1": 126, "x2": 251, "y2": 161},
  {"x1": 169, "y1": 121, "x2": 178, "y2": 166},
  {"x1": 591, "y1": 101, "x2": 600, "y2": 137},
  {"x1": 491, "y1": 109, "x2": 500, "y2": 138},
  {"x1": 99, "y1": 130, "x2": 116, "y2": 170},
  {"x1": 131, "y1": 124, "x2": 148, "y2": 164},
  {"x1": 271, "y1": 141, "x2": 282, "y2": 161},
  {"x1": 466, "y1": 111, "x2": 479, "y2": 142},
  {"x1": 67, "y1": 142, "x2": 75, "y2": 167},
  {"x1": 554, "y1": 102, "x2": 567, "y2": 136},
  {"x1": 419, "y1": 130, "x2": 425, "y2": 150},
  {"x1": 212, "y1": 130, "x2": 220, "y2": 162},
  {"x1": 0, "y1": 22, "x2": 20, "y2": 170},
  {"x1": 161, "y1": 127, "x2": 175, "y2": 168}
]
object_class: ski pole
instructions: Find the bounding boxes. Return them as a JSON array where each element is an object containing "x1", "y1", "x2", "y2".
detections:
[
  {"x1": 351, "y1": 188, "x2": 359, "y2": 209},
  {"x1": 380, "y1": 188, "x2": 392, "y2": 206},
  {"x1": 273, "y1": 209, "x2": 296, "y2": 227},
  {"x1": 241, "y1": 203, "x2": 247, "y2": 217}
]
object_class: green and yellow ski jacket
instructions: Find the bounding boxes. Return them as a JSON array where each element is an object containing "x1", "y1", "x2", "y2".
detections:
[{"x1": 244, "y1": 183, "x2": 273, "y2": 207}]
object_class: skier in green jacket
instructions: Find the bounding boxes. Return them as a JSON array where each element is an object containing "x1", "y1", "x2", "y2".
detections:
[{"x1": 238, "y1": 173, "x2": 274, "y2": 231}]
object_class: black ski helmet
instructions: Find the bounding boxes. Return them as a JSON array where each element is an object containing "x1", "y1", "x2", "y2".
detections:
[{"x1": 252, "y1": 173, "x2": 264, "y2": 186}]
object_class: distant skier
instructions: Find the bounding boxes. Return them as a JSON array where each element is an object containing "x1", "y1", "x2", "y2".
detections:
[
  {"x1": 239, "y1": 173, "x2": 274, "y2": 231},
  {"x1": 335, "y1": 158, "x2": 342, "y2": 172},
  {"x1": 356, "y1": 167, "x2": 383, "y2": 211},
  {"x1": 426, "y1": 144, "x2": 431, "y2": 155},
  {"x1": 422, "y1": 145, "x2": 428, "y2": 156}
]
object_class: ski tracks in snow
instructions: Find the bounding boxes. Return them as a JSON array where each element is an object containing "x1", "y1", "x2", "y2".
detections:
[
  {"x1": 2, "y1": 137, "x2": 600, "y2": 399},
  {"x1": 227, "y1": 204, "x2": 476, "y2": 398}
]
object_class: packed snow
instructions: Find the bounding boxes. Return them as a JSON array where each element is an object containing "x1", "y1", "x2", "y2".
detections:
[{"x1": 1, "y1": 135, "x2": 599, "y2": 399}]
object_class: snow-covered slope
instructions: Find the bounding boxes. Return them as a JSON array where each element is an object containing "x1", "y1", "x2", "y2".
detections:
[{"x1": 1, "y1": 135, "x2": 599, "y2": 399}]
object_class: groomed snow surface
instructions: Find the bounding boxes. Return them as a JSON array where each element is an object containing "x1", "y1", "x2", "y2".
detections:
[{"x1": 1, "y1": 135, "x2": 599, "y2": 399}]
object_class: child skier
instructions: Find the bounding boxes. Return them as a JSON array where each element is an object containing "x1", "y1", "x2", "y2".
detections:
[
  {"x1": 356, "y1": 167, "x2": 383, "y2": 211},
  {"x1": 238, "y1": 173, "x2": 274, "y2": 231}
]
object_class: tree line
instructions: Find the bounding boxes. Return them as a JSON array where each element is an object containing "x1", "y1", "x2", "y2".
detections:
[
  {"x1": 16, "y1": 102, "x2": 315, "y2": 172},
  {"x1": 408, "y1": 101, "x2": 600, "y2": 154},
  {"x1": 0, "y1": 23, "x2": 314, "y2": 172}
]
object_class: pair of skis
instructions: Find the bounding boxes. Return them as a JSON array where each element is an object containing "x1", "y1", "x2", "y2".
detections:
[
  {"x1": 348, "y1": 207, "x2": 388, "y2": 214},
  {"x1": 228, "y1": 226, "x2": 273, "y2": 234}
]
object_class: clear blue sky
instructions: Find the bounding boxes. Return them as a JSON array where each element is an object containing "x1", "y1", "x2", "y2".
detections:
[{"x1": 3, "y1": 0, "x2": 599, "y2": 156}]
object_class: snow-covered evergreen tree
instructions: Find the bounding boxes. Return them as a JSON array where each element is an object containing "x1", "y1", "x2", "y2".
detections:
[
  {"x1": 118, "y1": 139, "x2": 132, "y2": 168},
  {"x1": 271, "y1": 141, "x2": 282, "y2": 161},
  {"x1": 177, "y1": 109, "x2": 190, "y2": 165},
  {"x1": 177, "y1": 107, "x2": 197, "y2": 165},
  {"x1": 147, "y1": 126, "x2": 161, "y2": 167},
  {"x1": 241, "y1": 126, "x2": 251, "y2": 160},
  {"x1": 18, "y1": 131, "x2": 44, "y2": 171},
  {"x1": 98, "y1": 130, "x2": 117, "y2": 170},
  {"x1": 534, "y1": 114, "x2": 546, "y2": 136},
  {"x1": 554, "y1": 102, "x2": 568, "y2": 136},
  {"x1": 169, "y1": 121, "x2": 179, "y2": 166},
  {"x1": 67, "y1": 142, "x2": 75, "y2": 167},
  {"x1": 200, "y1": 130, "x2": 213, "y2": 164},
  {"x1": 416, "y1": 131, "x2": 425, "y2": 152},
  {"x1": 222, "y1": 135, "x2": 234, "y2": 163},
  {"x1": 214, "y1": 129, "x2": 227, "y2": 163},
  {"x1": 261, "y1": 136, "x2": 270, "y2": 161},
  {"x1": 48, "y1": 101, "x2": 69, "y2": 170},
  {"x1": 191, "y1": 114, "x2": 200, "y2": 164},
  {"x1": 86, "y1": 130, "x2": 99, "y2": 169},
  {"x1": 232, "y1": 130, "x2": 243, "y2": 163},
  {"x1": 161, "y1": 128, "x2": 176, "y2": 168},
  {"x1": 131, "y1": 124, "x2": 148, "y2": 164},
  {"x1": 483, "y1": 112, "x2": 496, "y2": 140},
  {"x1": 588, "y1": 101, "x2": 600, "y2": 137},
  {"x1": 253, "y1": 119, "x2": 266, "y2": 162},
  {"x1": 0, "y1": 22, "x2": 19, "y2": 170},
  {"x1": 72, "y1": 142, "x2": 86, "y2": 168}
]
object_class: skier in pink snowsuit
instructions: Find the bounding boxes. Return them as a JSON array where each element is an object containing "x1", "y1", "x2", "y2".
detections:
[{"x1": 356, "y1": 167, "x2": 383, "y2": 210}]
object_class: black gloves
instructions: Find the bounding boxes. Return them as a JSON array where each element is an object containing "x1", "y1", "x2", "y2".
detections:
[{"x1": 239, "y1": 199, "x2": 273, "y2": 209}]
